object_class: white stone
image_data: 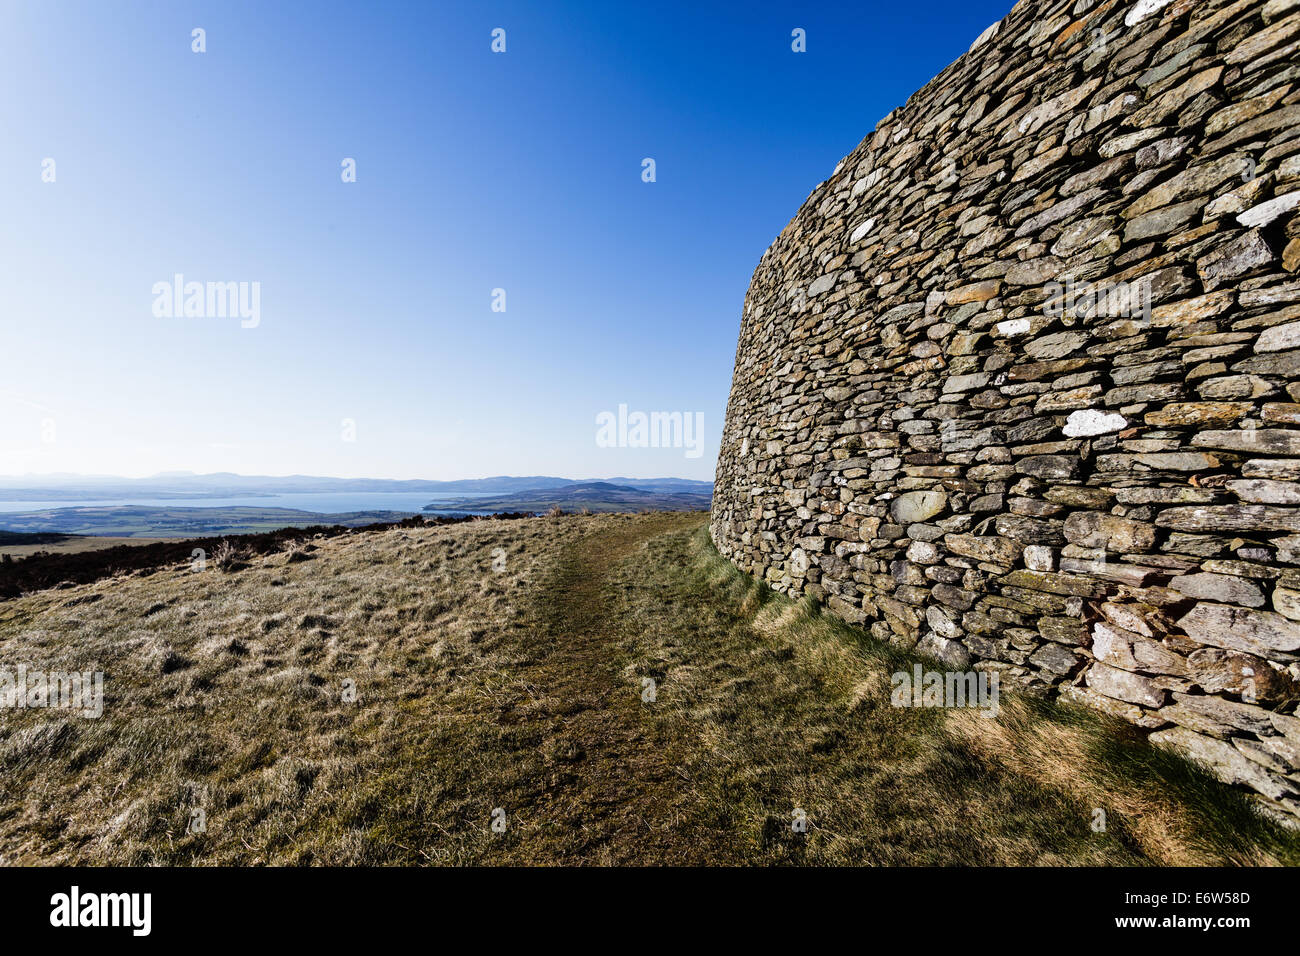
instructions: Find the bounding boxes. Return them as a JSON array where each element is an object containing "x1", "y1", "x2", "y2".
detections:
[
  {"x1": 1063, "y1": 409, "x2": 1127, "y2": 437},
  {"x1": 996, "y1": 318, "x2": 1031, "y2": 336},
  {"x1": 1023, "y1": 545, "x2": 1055, "y2": 571},
  {"x1": 1237, "y1": 191, "x2": 1300, "y2": 228},
  {"x1": 1125, "y1": 0, "x2": 1175, "y2": 27},
  {"x1": 808, "y1": 272, "x2": 838, "y2": 296},
  {"x1": 849, "y1": 218, "x2": 876, "y2": 243},
  {"x1": 969, "y1": 21, "x2": 1000, "y2": 52},
  {"x1": 906, "y1": 540, "x2": 941, "y2": 565},
  {"x1": 1265, "y1": 0, "x2": 1299, "y2": 23},
  {"x1": 1257, "y1": 320, "x2": 1300, "y2": 353}
]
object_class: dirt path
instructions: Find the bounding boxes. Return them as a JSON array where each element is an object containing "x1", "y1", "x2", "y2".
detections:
[{"x1": 514, "y1": 513, "x2": 730, "y2": 863}]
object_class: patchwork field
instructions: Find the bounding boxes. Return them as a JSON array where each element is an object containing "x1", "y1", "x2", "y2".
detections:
[{"x1": 0, "y1": 512, "x2": 1295, "y2": 865}]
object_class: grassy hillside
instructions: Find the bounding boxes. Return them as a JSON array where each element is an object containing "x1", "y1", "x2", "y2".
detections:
[
  {"x1": 0, "y1": 513, "x2": 1295, "y2": 865},
  {"x1": 0, "y1": 533, "x2": 166, "y2": 561}
]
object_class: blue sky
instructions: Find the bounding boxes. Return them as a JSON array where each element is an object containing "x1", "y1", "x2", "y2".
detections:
[{"x1": 0, "y1": 0, "x2": 1011, "y2": 481}]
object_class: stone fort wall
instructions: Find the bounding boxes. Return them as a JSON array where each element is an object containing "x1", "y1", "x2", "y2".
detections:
[{"x1": 710, "y1": 0, "x2": 1300, "y2": 818}]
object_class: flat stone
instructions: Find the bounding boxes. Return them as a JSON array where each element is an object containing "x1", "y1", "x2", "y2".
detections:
[
  {"x1": 994, "y1": 514, "x2": 1064, "y2": 545},
  {"x1": 1125, "y1": 0, "x2": 1175, "y2": 26},
  {"x1": 1197, "y1": 375, "x2": 1276, "y2": 400},
  {"x1": 946, "y1": 280, "x2": 1000, "y2": 305},
  {"x1": 1155, "y1": 504, "x2": 1300, "y2": 534},
  {"x1": 1238, "y1": 737, "x2": 1300, "y2": 774},
  {"x1": 905, "y1": 540, "x2": 942, "y2": 564},
  {"x1": 916, "y1": 632, "x2": 972, "y2": 668},
  {"x1": 1187, "y1": 647, "x2": 1299, "y2": 703},
  {"x1": 1060, "y1": 684, "x2": 1165, "y2": 727},
  {"x1": 1150, "y1": 727, "x2": 1298, "y2": 801},
  {"x1": 931, "y1": 584, "x2": 977, "y2": 611},
  {"x1": 1063, "y1": 511, "x2": 1157, "y2": 552},
  {"x1": 1029, "y1": 642, "x2": 1079, "y2": 675},
  {"x1": 1144, "y1": 402, "x2": 1251, "y2": 426},
  {"x1": 1197, "y1": 230, "x2": 1275, "y2": 291},
  {"x1": 1024, "y1": 331, "x2": 1088, "y2": 361},
  {"x1": 943, "y1": 533, "x2": 1022, "y2": 566},
  {"x1": 1133, "y1": 452, "x2": 1221, "y2": 471},
  {"x1": 943, "y1": 372, "x2": 992, "y2": 395},
  {"x1": 926, "y1": 604, "x2": 962, "y2": 638},
  {"x1": 890, "y1": 490, "x2": 948, "y2": 523},
  {"x1": 1227, "y1": 479, "x2": 1300, "y2": 505},
  {"x1": 1045, "y1": 487, "x2": 1115, "y2": 508},
  {"x1": 849, "y1": 218, "x2": 876, "y2": 243},
  {"x1": 1177, "y1": 603, "x2": 1300, "y2": 657},
  {"x1": 1086, "y1": 662, "x2": 1166, "y2": 708},
  {"x1": 1238, "y1": 191, "x2": 1300, "y2": 228},
  {"x1": 1257, "y1": 320, "x2": 1300, "y2": 353},
  {"x1": 1126, "y1": 199, "x2": 1200, "y2": 242},
  {"x1": 1115, "y1": 486, "x2": 1220, "y2": 504},
  {"x1": 1016, "y1": 455, "x2": 1080, "y2": 480},
  {"x1": 1194, "y1": 429, "x2": 1300, "y2": 455},
  {"x1": 1169, "y1": 572, "x2": 1265, "y2": 607},
  {"x1": 808, "y1": 272, "x2": 838, "y2": 296},
  {"x1": 1093, "y1": 620, "x2": 1189, "y2": 675},
  {"x1": 1126, "y1": 154, "x2": 1251, "y2": 218},
  {"x1": 1099, "y1": 602, "x2": 1161, "y2": 638},
  {"x1": 1262, "y1": 404, "x2": 1300, "y2": 425},
  {"x1": 1039, "y1": 615, "x2": 1086, "y2": 644},
  {"x1": 1000, "y1": 569, "x2": 1106, "y2": 598}
]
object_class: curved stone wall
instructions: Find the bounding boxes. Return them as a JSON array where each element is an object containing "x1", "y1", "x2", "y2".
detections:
[{"x1": 711, "y1": 0, "x2": 1300, "y2": 818}]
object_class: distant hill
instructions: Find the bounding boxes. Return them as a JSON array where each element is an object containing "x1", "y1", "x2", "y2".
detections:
[
  {"x1": 425, "y1": 481, "x2": 711, "y2": 514},
  {"x1": 0, "y1": 473, "x2": 712, "y2": 500}
]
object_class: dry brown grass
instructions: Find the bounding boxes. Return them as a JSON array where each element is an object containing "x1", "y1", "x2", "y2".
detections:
[
  {"x1": 0, "y1": 514, "x2": 595, "y2": 864},
  {"x1": 0, "y1": 513, "x2": 1293, "y2": 865}
]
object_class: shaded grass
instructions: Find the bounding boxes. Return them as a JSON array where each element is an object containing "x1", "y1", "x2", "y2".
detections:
[{"x1": 614, "y1": 524, "x2": 1300, "y2": 865}]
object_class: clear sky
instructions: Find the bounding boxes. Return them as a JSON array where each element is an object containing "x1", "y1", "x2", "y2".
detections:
[{"x1": 0, "y1": 0, "x2": 1012, "y2": 481}]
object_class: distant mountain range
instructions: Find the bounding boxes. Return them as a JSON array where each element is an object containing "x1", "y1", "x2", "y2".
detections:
[
  {"x1": 0, "y1": 473, "x2": 713, "y2": 500},
  {"x1": 425, "y1": 481, "x2": 711, "y2": 514}
]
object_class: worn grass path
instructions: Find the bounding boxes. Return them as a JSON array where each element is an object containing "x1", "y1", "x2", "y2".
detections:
[{"x1": 503, "y1": 512, "x2": 735, "y2": 863}]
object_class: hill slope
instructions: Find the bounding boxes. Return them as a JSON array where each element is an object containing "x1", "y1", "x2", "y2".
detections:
[
  {"x1": 424, "y1": 482, "x2": 711, "y2": 514},
  {"x1": 0, "y1": 513, "x2": 1294, "y2": 865}
]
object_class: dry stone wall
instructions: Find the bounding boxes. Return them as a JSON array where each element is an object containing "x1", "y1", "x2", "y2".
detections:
[{"x1": 711, "y1": 0, "x2": 1300, "y2": 820}]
